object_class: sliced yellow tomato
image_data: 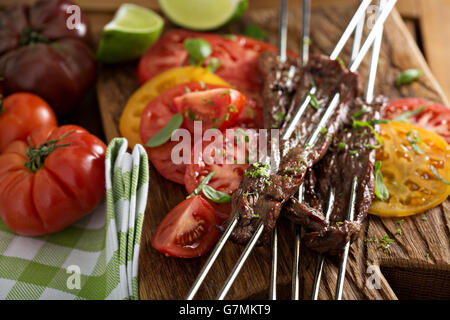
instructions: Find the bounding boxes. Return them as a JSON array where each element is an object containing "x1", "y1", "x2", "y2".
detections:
[
  {"x1": 119, "y1": 66, "x2": 231, "y2": 148},
  {"x1": 370, "y1": 121, "x2": 450, "y2": 217}
]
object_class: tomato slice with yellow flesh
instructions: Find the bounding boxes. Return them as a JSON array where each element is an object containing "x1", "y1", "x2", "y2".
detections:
[{"x1": 369, "y1": 121, "x2": 450, "y2": 217}]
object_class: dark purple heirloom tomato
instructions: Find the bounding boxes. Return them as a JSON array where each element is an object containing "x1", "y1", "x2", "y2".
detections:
[{"x1": 0, "y1": 0, "x2": 96, "y2": 115}]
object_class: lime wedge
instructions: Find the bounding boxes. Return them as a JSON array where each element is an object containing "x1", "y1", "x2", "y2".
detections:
[
  {"x1": 97, "y1": 4, "x2": 164, "y2": 63},
  {"x1": 159, "y1": 0, "x2": 248, "y2": 31}
]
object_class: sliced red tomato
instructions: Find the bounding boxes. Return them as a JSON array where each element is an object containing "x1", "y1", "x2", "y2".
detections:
[
  {"x1": 184, "y1": 127, "x2": 256, "y2": 222},
  {"x1": 152, "y1": 195, "x2": 218, "y2": 258},
  {"x1": 173, "y1": 88, "x2": 245, "y2": 133},
  {"x1": 383, "y1": 98, "x2": 450, "y2": 143},
  {"x1": 137, "y1": 30, "x2": 281, "y2": 128},
  {"x1": 140, "y1": 82, "x2": 228, "y2": 184}
]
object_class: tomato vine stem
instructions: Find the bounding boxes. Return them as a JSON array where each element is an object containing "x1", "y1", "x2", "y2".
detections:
[{"x1": 25, "y1": 130, "x2": 75, "y2": 173}]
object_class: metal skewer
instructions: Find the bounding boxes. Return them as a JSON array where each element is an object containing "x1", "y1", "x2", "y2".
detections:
[
  {"x1": 269, "y1": 0, "x2": 288, "y2": 300},
  {"x1": 291, "y1": 0, "x2": 311, "y2": 301},
  {"x1": 186, "y1": 0, "x2": 397, "y2": 300},
  {"x1": 334, "y1": 0, "x2": 387, "y2": 300}
]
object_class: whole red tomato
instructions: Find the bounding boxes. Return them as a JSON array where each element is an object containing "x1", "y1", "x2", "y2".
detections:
[
  {"x1": 0, "y1": 0, "x2": 96, "y2": 115},
  {"x1": 0, "y1": 125, "x2": 106, "y2": 236},
  {"x1": 0, "y1": 92, "x2": 57, "y2": 151}
]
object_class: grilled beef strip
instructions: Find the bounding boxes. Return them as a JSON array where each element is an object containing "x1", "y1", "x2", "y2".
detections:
[
  {"x1": 258, "y1": 51, "x2": 303, "y2": 129},
  {"x1": 228, "y1": 54, "x2": 360, "y2": 245},
  {"x1": 282, "y1": 96, "x2": 387, "y2": 255}
]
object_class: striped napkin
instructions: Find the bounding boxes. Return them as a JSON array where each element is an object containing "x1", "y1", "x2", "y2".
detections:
[{"x1": 0, "y1": 138, "x2": 149, "y2": 300}]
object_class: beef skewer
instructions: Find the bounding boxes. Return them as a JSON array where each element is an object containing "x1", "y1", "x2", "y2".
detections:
[
  {"x1": 269, "y1": 0, "x2": 289, "y2": 300},
  {"x1": 186, "y1": 0, "x2": 396, "y2": 300},
  {"x1": 293, "y1": 0, "x2": 367, "y2": 300},
  {"x1": 303, "y1": 0, "x2": 387, "y2": 299},
  {"x1": 335, "y1": 0, "x2": 387, "y2": 300}
]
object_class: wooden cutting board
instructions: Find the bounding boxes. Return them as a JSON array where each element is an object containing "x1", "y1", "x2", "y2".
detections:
[{"x1": 96, "y1": 2, "x2": 450, "y2": 300}]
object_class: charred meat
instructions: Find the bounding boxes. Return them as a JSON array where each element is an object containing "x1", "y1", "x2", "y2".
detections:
[
  {"x1": 283, "y1": 97, "x2": 387, "y2": 255},
  {"x1": 228, "y1": 54, "x2": 359, "y2": 245}
]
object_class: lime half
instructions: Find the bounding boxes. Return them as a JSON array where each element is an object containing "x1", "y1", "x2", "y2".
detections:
[
  {"x1": 159, "y1": 0, "x2": 248, "y2": 31},
  {"x1": 97, "y1": 4, "x2": 164, "y2": 63}
]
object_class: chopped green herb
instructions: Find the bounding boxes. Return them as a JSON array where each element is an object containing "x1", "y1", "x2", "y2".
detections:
[
  {"x1": 364, "y1": 235, "x2": 378, "y2": 243},
  {"x1": 274, "y1": 111, "x2": 286, "y2": 122},
  {"x1": 336, "y1": 222, "x2": 344, "y2": 226},
  {"x1": 425, "y1": 253, "x2": 430, "y2": 261},
  {"x1": 396, "y1": 219, "x2": 405, "y2": 226},
  {"x1": 353, "y1": 120, "x2": 384, "y2": 148},
  {"x1": 395, "y1": 69, "x2": 423, "y2": 86},
  {"x1": 337, "y1": 142, "x2": 347, "y2": 149},
  {"x1": 430, "y1": 165, "x2": 450, "y2": 185},
  {"x1": 198, "y1": 81, "x2": 206, "y2": 89},
  {"x1": 395, "y1": 229, "x2": 402, "y2": 236},
  {"x1": 284, "y1": 167, "x2": 303, "y2": 173},
  {"x1": 374, "y1": 161, "x2": 389, "y2": 201},
  {"x1": 223, "y1": 34, "x2": 237, "y2": 40},
  {"x1": 303, "y1": 37, "x2": 311, "y2": 46},
  {"x1": 243, "y1": 24, "x2": 267, "y2": 40},
  {"x1": 352, "y1": 106, "x2": 367, "y2": 119},
  {"x1": 146, "y1": 113, "x2": 183, "y2": 148},
  {"x1": 349, "y1": 150, "x2": 358, "y2": 155},
  {"x1": 368, "y1": 119, "x2": 389, "y2": 125},
  {"x1": 335, "y1": 57, "x2": 346, "y2": 68},
  {"x1": 406, "y1": 130, "x2": 424, "y2": 154},
  {"x1": 393, "y1": 104, "x2": 427, "y2": 123},
  {"x1": 308, "y1": 92, "x2": 322, "y2": 110},
  {"x1": 379, "y1": 234, "x2": 395, "y2": 250},
  {"x1": 421, "y1": 217, "x2": 428, "y2": 221},
  {"x1": 228, "y1": 104, "x2": 237, "y2": 112},
  {"x1": 206, "y1": 57, "x2": 221, "y2": 72},
  {"x1": 252, "y1": 214, "x2": 261, "y2": 219},
  {"x1": 320, "y1": 127, "x2": 328, "y2": 134},
  {"x1": 185, "y1": 86, "x2": 191, "y2": 94},
  {"x1": 245, "y1": 162, "x2": 270, "y2": 179},
  {"x1": 246, "y1": 108, "x2": 254, "y2": 119}
]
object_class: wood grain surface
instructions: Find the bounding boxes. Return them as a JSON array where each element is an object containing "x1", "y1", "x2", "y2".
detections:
[{"x1": 96, "y1": 2, "x2": 450, "y2": 300}]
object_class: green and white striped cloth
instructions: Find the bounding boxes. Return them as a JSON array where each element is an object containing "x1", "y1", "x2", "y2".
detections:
[{"x1": 0, "y1": 138, "x2": 149, "y2": 300}]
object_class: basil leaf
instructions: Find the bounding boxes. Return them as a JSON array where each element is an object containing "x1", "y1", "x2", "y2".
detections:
[
  {"x1": 395, "y1": 69, "x2": 423, "y2": 86},
  {"x1": 308, "y1": 92, "x2": 322, "y2": 110},
  {"x1": 202, "y1": 185, "x2": 232, "y2": 203},
  {"x1": 352, "y1": 120, "x2": 384, "y2": 147},
  {"x1": 374, "y1": 161, "x2": 389, "y2": 201},
  {"x1": 243, "y1": 24, "x2": 267, "y2": 40},
  {"x1": 187, "y1": 171, "x2": 216, "y2": 198},
  {"x1": 184, "y1": 38, "x2": 212, "y2": 65},
  {"x1": 392, "y1": 104, "x2": 427, "y2": 123},
  {"x1": 145, "y1": 113, "x2": 183, "y2": 148},
  {"x1": 406, "y1": 130, "x2": 424, "y2": 154},
  {"x1": 352, "y1": 106, "x2": 368, "y2": 119},
  {"x1": 430, "y1": 166, "x2": 450, "y2": 185},
  {"x1": 206, "y1": 57, "x2": 221, "y2": 73}
]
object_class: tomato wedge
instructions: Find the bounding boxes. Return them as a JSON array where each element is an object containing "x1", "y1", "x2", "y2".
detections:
[
  {"x1": 383, "y1": 98, "x2": 450, "y2": 143},
  {"x1": 370, "y1": 121, "x2": 450, "y2": 217},
  {"x1": 152, "y1": 195, "x2": 218, "y2": 258},
  {"x1": 140, "y1": 82, "x2": 228, "y2": 184},
  {"x1": 173, "y1": 88, "x2": 245, "y2": 133},
  {"x1": 184, "y1": 127, "x2": 256, "y2": 222}
]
